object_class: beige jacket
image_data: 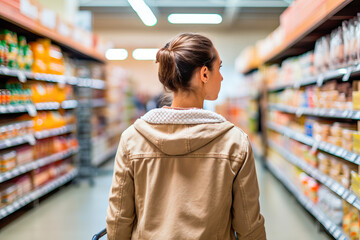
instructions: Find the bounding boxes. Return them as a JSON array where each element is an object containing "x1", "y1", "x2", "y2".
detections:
[{"x1": 107, "y1": 108, "x2": 266, "y2": 240}]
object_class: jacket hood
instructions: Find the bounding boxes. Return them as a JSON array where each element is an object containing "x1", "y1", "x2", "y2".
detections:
[{"x1": 133, "y1": 108, "x2": 234, "y2": 155}]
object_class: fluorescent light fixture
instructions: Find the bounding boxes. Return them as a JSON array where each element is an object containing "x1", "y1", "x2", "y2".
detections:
[
  {"x1": 168, "y1": 14, "x2": 222, "y2": 24},
  {"x1": 132, "y1": 48, "x2": 159, "y2": 60},
  {"x1": 128, "y1": 0, "x2": 157, "y2": 26},
  {"x1": 105, "y1": 49, "x2": 128, "y2": 60}
]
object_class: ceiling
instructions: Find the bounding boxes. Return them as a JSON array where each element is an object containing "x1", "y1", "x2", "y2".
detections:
[{"x1": 79, "y1": 0, "x2": 291, "y2": 31}]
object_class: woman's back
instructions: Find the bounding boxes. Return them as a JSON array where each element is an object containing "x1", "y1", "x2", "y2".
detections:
[{"x1": 107, "y1": 108, "x2": 265, "y2": 240}]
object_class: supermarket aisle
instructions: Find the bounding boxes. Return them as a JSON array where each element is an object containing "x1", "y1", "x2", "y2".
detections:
[{"x1": 0, "y1": 159, "x2": 330, "y2": 240}]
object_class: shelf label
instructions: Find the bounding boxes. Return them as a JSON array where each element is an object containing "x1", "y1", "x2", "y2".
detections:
[
  {"x1": 296, "y1": 108, "x2": 304, "y2": 117},
  {"x1": 25, "y1": 104, "x2": 37, "y2": 117},
  {"x1": 317, "y1": 74, "x2": 324, "y2": 87},
  {"x1": 17, "y1": 71, "x2": 27, "y2": 83},
  {"x1": 355, "y1": 111, "x2": 360, "y2": 119},
  {"x1": 347, "y1": 194, "x2": 356, "y2": 204},
  {"x1": 342, "y1": 66, "x2": 354, "y2": 82},
  {"x1": 25, "y1": 134, "x2": 36, "y2": 146},
  {"x1": 40, "y1": 8, "x2": 56, "y2": 30},
  {"x1": 311, "y1": 135, "x2": 322, "y2": 153},
  {"x1": 20, "y1": 0, "x2": 38, "y2": 20}
]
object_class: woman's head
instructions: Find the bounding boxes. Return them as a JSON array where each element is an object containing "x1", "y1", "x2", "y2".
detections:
[{"x1": 156, "y1": 33, "x2": 223, "y2": 100}]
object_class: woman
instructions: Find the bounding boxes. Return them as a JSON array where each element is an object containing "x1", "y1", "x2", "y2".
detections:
[{"x1": 106, "y1": 33, "x2": 266, "y2": 240}]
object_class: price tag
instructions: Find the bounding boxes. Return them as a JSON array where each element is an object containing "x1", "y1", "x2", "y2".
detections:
[
  {"x1": 57, "y1": 76, "x2": 66, "y2": 89},
  {"x1": 349, "y1": 154, "x2": 357, "y2": 163},
  {"x1": 342, "y1": 191, "x2": 350, "y2": 199},
  {"x1": 343, "y1": 66, "x2": 354, "y2": 82},
  {"x1": 355, "y1": 111, "x2": 360, "y2": 119},
  {"x1": 317, "y1": 74, "x2": 324, "y2": 87},
  {"x1": 348, "y1": 194, "x2": 356, "y2": 204},
  {"x1": 333, "y1": 229, "x2": 341, "y2": 238},
  {"x1": 296, "y1": 108, "x2": 304, "y2": 117},
  {"x1": 25, "y1": 134, "x2": 36, "y2": 146},
  {"x1": 25, "y1": 104, "x2": 37, "y2": 117},
  {"x1": 311, "y1": 135, "x2": 321, "y2": 153},
  {"x1": 0, "y1": 209, "x2": 6, "y2": 217},
  {"x1": 17, "y1": 71, "x2": 27, "y2": 83},
  {"x1": 4, "y1": 139, "x2": 12, "y2": 147}
]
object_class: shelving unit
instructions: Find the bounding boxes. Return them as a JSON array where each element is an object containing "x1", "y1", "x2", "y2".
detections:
[
  {"x1": 265, "y1": 161, "x2": 349, "y2": 240},
  {"x1": 0, "y1": 1, "x2": 105, "y2": 62},
  {"x1": 0, "y1": 134, "x2": 35, "y2": 150},
  {"x1": 0, "y1": 0, "x2": 115, "y2": 221},
  {"x1": 233, "y1": 1, "x2": 360, "y2": 238},
  {"x1": 0, "y1": 169, "x2": 78, "y2": 220},
  {"x1": 0, "y1": 148, "x2": 78, "y2": 183},
  {"x1": 268, "y1": 103, "x2": 360, "y2": 120},
  {"x1": 268, "y1": 140, "x2": 360, "y2": 210},
  {"x1": 267, "y1": 122, "x2": 360, "y2": 165}
]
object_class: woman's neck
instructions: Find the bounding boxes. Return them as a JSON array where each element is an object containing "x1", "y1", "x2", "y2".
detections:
[{"x1": 171, "y1": 91, "x2": 204, "y2": 109}]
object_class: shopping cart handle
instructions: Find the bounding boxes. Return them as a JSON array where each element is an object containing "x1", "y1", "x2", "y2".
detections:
[{"x1": 92, "y1": 228, "x2": 107, "y2": 240}]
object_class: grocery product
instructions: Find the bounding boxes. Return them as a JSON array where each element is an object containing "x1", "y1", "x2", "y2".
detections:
[
  {"x1": 0, "y1": 150, "x2": 16, "y2": 172},
  {"x1": 0, "y1": 81, "x2": 32, "y2": 106},
  {"x1": 30, "y1": 39, "x2": 65, "y2": 75},
  {"x1": 0, "y1": 30, "x2": 33, "y2": 70}
]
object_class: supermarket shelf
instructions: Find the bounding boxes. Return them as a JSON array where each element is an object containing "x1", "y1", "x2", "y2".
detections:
[
  {"x1": 0, "y1": 1, "x2": 105, "y2": 62},
  {"x1": 93, "y1": 146, "x2": 118, "y2": 167},
  {"x1": 92, "y1": 98, "x2": 107, "y2": 108},
  {"x1": 264, "y1": 0, "x2": 356, "y2": 64},
  {"x1": 268, "y1": 140, "x2": 360, "y2": 211},
  {"x1": 0, "y1": 66, "x2": 106, "y2": 90},
  {"x1": 0, "y1": 148, "x2": 78, "y2": 183},
  {"x1": 0, "y1": 169, "x2": 78, "y2": 220},
  {"x1": 61, "y1": 100, "x2": 78, "y2": 109},
  {"x1": 0, "y1": 66, "x2": 76, "y2": 85},
  {"x1": 0, "y1": 104, "x2": 28, "y2": 114},
  {"x1": 267, "y1": 66, "x2": 360, "y2": 92},
  {"x1": 35, "y1": 124, "x2": 76, "y2": 140},
  {"x1": 0, "y1": 134, "x2": 35, "y2": 150},
  {"x1": 268, "y1": 103, "x2": 360, "y2": 120},
  {"x1": 267, "y1": 122, "x2": 360, "y2": 165},
  {"x1": 35, "y1": 102, "x2": 60, "y2": 110},
  {"x1": 265, "y1": 161, "x2": 349, "y2": 240},
  {"x1": 0, "y1": 100, "x2": 77, "y2": 114}
]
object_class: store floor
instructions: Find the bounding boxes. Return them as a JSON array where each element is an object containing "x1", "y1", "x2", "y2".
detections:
[{"x1": 0, "y1": 159, "x2": 330, "y2": 240}]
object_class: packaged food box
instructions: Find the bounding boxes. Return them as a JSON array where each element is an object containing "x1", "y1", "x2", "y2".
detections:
[{"x1": 0, "y1": 150, "x2": 16, "y2": 172}]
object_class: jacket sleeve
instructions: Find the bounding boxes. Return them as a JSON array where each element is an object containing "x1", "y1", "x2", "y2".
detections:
[
  {"x1": 232, "y1": 136, "x2": 266, "y2": 240},
  {"x1": 106, "y1": 136, "x2": 135, "y2": 240}
]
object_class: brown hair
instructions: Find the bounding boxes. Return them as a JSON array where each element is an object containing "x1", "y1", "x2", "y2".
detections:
[{"x1": 156, "y1": 33, "x2": 217, "y2": 92}]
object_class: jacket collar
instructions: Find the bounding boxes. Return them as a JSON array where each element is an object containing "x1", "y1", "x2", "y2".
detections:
[{"x1": 140, "y1": 108, "x2": 226, "y2": 124}]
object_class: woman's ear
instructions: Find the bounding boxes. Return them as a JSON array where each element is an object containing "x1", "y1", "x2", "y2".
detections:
[{"x1": 200, "y1": 66, "x2": 209, "y2": 84}]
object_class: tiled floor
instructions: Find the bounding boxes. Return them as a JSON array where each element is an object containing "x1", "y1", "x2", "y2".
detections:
[{"x1": 0, "y1": 158, "x2": 330, "y2": 240}]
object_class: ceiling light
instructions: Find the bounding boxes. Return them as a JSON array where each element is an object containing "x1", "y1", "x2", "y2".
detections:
[
  {"x1": 128, "y1": 0, "x2": 157, "y2": 26},
  {"x1": 132, "y1": 48, "x2": 159, "y2": 60},
  {"x1": 168, "y1": 14, "x2": 222, "y2": 24},
  {"x1": 105, "y1": 49, "x2": 128, "y2": 60}
]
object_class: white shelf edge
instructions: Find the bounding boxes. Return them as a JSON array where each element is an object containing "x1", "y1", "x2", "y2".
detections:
[
  {"x1": 35, "y1": 124, "x2": 76, "y2": 140},
  {"x1": 0, "y1": 148, "x2": 78, "y2": 183},
  {"x1": 0, "y1": 66, "x2": 105, "y2": 89},
  {"x1": 265, "y1": 161, "x2": 349, "y2": 240},
  {"x1": 0, "y1": 169, "x2": 78, "y2": 220},
  {"x1": 267, "y1": 65, "x2": 360, "y2": 93},
  {"x1": 268, "y1": 103, "x2": 360, "y2": 120}
]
